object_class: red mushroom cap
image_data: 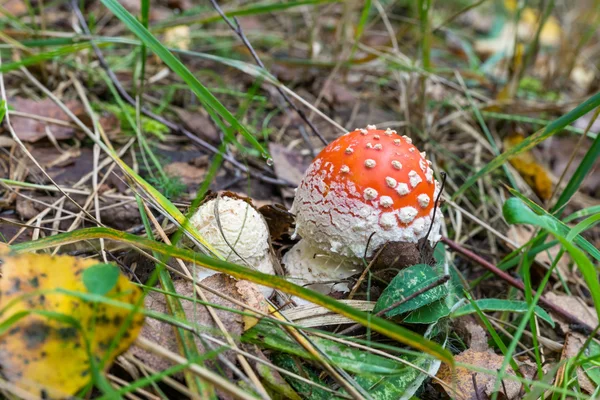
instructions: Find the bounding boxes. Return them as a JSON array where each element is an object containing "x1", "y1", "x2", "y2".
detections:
[{"x1": 291, "y1": 125, "x2": 441, "y2": 259}]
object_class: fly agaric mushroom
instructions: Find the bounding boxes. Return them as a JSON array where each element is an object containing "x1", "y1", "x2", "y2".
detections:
[
  {"x1": 289, "y1": 125, "x2": 442, "y2": 263},
  {"x1": 189, "y1": 194, "x2": 276, "y2": 296},
  {"x1": 282, "y1": 240, "x2": 358, "y2": 296}
]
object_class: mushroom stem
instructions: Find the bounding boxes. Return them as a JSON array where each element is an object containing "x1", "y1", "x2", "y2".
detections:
[{"x1": 282, "y1": 239, "x2": 360, "y2": 300}]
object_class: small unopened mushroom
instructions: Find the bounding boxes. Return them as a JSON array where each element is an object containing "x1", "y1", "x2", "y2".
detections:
[
  {"x1": 290, "y1": 126, "x2": 442, "y2": 261},
  {"x1": 189, "y1": 194, "x2": 275, "y2": 296}
]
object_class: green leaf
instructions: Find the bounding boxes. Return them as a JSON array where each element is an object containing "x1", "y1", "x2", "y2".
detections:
[
  {"x1": 244, "y1": 321, "x2": 407, "y2": 375},
  {"x1": 433, "y1": 241, "x2": 446, "y2": 266},
  {"x1": 451, "y1": 299, "x2": 554, "y2": 327},
  {"x1": 582, "y1": 340, "x2": 600, "y2": 387},
  {"x1": 402, "y1": 299, "x2": 451, "y2": 324},
  {"x1": 354, "y1": 356, "x2": 437, "y2": 400},
  {"x1": 271, "y1": 353, "x2": 342, "y2": 400},
  {"x1": 373, "y1": 264, "x2": 447, "y2": 318},
  {"x1": 503, "y1": 197, "x2": 600, "y2": 323},
  {"x1": 83, "y1": 264, "x2": 120, "y2": 296},
  {"x1": 505, "y1": 192, "x2": 600, "y2": 263}
]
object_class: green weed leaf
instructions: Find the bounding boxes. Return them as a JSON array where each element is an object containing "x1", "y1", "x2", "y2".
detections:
[
  {"x1": 373, "y1": 264, "x2": 447, "y2": 318},
  {"x1": 83, "y1": 264, "x2": 120, "y2": 296}
]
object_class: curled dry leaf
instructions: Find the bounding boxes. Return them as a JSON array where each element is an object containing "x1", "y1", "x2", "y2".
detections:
[
  {"x1": 504, "y1": 134, "x2": 553, "y2": 200},
  {"x1": 258, "y1": 203, "x2": 295, "y2": 241},
  {"x1": 0, "y1": 253, "x2": 144, "y2": 399}
]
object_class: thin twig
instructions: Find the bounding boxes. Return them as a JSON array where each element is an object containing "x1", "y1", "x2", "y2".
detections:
[
  {"x1": 70, "y1": 0, "x2": 293, "y2": 187},
  {"x1": 208, "y1": 0, "x2": 328, "y2": 146},
  {"x1": 339, "y1": 275, "x2": 450, "y2": 336},
  {"x1": 441, "y1": 236, "x2": 595, "y2": 332}
]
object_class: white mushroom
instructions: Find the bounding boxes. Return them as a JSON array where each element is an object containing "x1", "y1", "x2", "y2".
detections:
[
  {"x1": 189, "y1": 195, "x2": 275, "y2": 296},
  {"x1": 282, "y1": 240, "x2": 359, "y2": 303}
]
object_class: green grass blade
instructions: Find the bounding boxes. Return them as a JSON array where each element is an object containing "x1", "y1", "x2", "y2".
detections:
[
  {"x1": 155, "y1": 0, "x2": 342, "y2": 28},
  {"x1": 451, "y1": 298, "x2": 554, "y2": 326},
  {"x1": 100, "y1": 0, "x2": 268, "y2": 158},
  {"x1": 11, "y1": 227, "x2": 454, "y2": 366},
  {"x1": 507, "y1": 189, "x2": 600, "y2": 262},
  {"x1": 503, "y1": 197, "x2": 600, "y2": 321},
  {"x1": 454, "y1": 91, "x2": 600, "y2": 199},
  {"x1": 0, "y1": 43, "x2": 93, "y2": 73},
  {"x1": 551, "y1": 107, "x2": 600, "y2": 216},
  {"x1": 566, "y1": 213, "x2": 600, "y2": 241}
]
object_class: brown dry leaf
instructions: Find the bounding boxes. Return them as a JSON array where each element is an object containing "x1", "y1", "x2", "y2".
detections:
[
  {"x1": 268, "y1": 142, "x2": 310, "y2": 187},
  {"x1": 258, "y1": 204, "x2": 295, "y2": 241},
  {"x1": 0, "y1": 253, "x2": 144, "y2": 399},
  {"x1": 173, "y1": 108, "x2": 219, "y2": 143},
  {"x1": 8, "y1": 98, "x2": 85, "y2": 142},
  {"x1": 0, "y1": 0, "x2": 27, "y2": 16},
  {"x1": 132, "y1": 274, "x2": 267, "y2": 373},
  {"x1": 543, "y1": 292, "x2": 598, "y2": 332},
  {"x1": 164, "y1": 161, "x2": 207, "y2": 186},
  {"x1": 557, "y1": 332, "x2": 596, "y2": 393},
  {"x1": 319, "y1": 81, "x2": 358, "y2": 106},
  {"x1": 437, "y1": 348, "x2": 523, "y2": 400},
  {"x1": 504, "y1": 134, "x2": 553, "y2": 200}
]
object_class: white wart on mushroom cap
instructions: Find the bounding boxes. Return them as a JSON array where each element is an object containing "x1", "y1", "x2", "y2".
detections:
[
  {"x1": 291, "y1": 126, "x2": 442, "y2": 259},
  {"x1": 189, "y1": 196, "x2": 275, "y2": 295}
]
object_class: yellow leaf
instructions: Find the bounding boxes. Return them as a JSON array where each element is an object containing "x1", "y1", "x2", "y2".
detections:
[
  {"x1": 0, "y1": 253, "x2": 144, "y2": 399},
  {"x1": 504, "y1": 134, "x2": 553, "y2": 200}
]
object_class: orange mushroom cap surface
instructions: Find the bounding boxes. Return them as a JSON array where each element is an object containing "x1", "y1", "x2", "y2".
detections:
[{"x1": 291, "y1": 125, "x2": 442, "y2": 259}]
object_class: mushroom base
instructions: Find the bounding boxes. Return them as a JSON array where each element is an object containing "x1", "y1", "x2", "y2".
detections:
[
  {"x1": 368, "y1": 238, "x2": 437, "y2": 282},
  {"x1": 282, "y1": 239, "x2": 361, "y2": 301}
]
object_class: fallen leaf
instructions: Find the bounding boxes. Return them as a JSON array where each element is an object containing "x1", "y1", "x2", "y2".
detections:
[
  {"x1": 504, "y1": 134, "x2": 553, "y2": 200},
  {"x1": 437, "y1": 348, "x2": 523, "y2": 400},
  {"x1": 268, "y1": 142, "x2": 310, "y2": 187},
  {"x1": 542, "y1": 135, "x2": 600, "y2": 197},
  {"x1": 543, "y1": 292, "x2": 598, "y2": 333},
  {"x1": 258, "y1": 204, "x2": 295, "y2": 241},
  {"x1": 0, "y1": 0, "x2": 27, "y2": 16},
  {"x1": 8, "y1": 98, "x2": 85, "y2": 142},
  {"x1": 318, "y1": 80, "x2": 358, "y2": 106},
  {"x1": 173, "y1": 107, "x2": 219, "y2": 143},
  {"x1": 164, "y1": 161, "x2": 207, "y2": 186},
  {"x1": 0, "y1": 253, "x2": 144, "y2": 399}
]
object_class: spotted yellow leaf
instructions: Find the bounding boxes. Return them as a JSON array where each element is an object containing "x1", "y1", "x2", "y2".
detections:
[
  {"x1": 504, "y1": 134, "x2": 553, "y2": 200},
  {"x1": 0, "y1": 253, "x2": 144, "y2": 399}
]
